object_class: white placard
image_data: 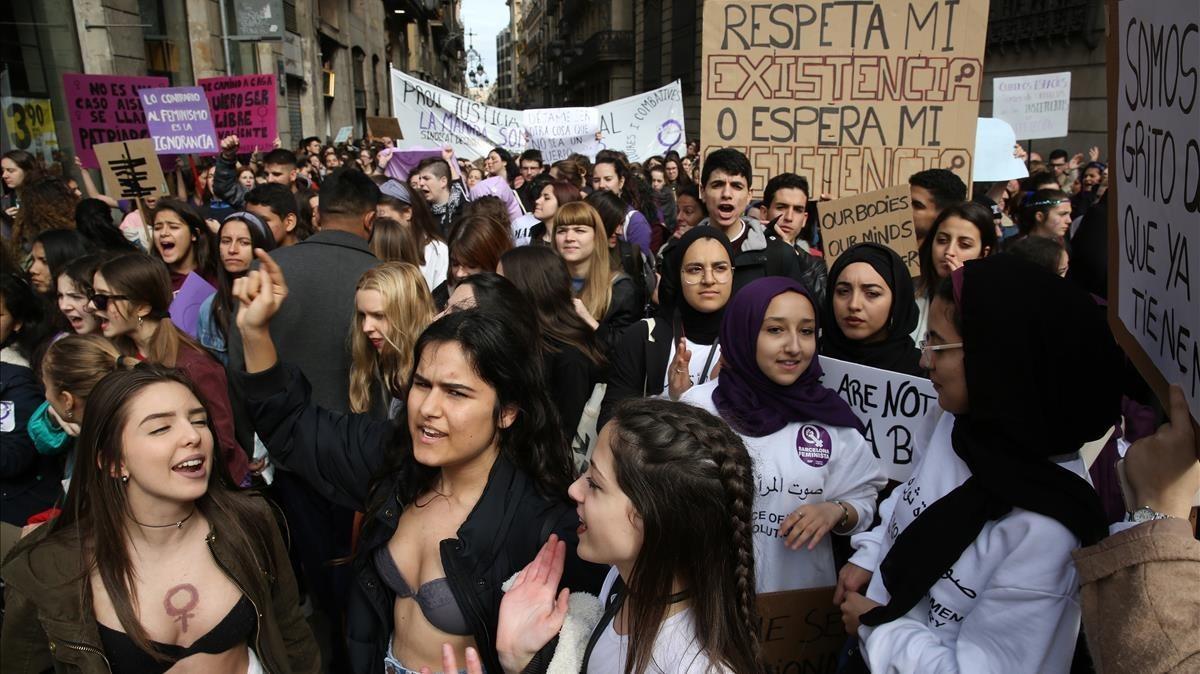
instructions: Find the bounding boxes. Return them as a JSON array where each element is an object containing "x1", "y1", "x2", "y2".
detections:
[
  {"x1": 992, "y1": 72, "x2": 1071, "y2": 140},
  {"x1": 818, "y1": 357, "x2": 944, "y2": 482},
  {"x1": 1115, "y1": 0, "x2": 1200, "y2": 423}
]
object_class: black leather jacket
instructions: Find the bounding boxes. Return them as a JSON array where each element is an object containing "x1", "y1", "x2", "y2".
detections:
[{"x1": 239, "y1": 361, "x2": 606, "y2": 674}]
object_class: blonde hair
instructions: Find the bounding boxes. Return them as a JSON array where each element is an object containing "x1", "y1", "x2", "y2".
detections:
[
  {"x1": 349, "y1": 263, "x2": 436, "y2": 413},
  {"x1": 553, "y1": 201, "x2": 613, "y2": 322}
]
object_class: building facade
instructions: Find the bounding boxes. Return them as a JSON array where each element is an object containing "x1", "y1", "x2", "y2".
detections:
[
  {"x1": 495, "y1": 26, "x2": 514, "y2": 107},
  {"x1": 1, "y1": 0, "x2": 464, "y2": 165}
]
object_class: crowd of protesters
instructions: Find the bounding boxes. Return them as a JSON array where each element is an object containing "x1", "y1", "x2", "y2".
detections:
[{"x1": 0, "y1": 125, "x2": 1196, "y2": 674}]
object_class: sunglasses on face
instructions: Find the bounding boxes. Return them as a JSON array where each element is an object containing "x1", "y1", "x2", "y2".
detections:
[{"x1": 89, "y1": 293, "x2": 130, "y2": 311}]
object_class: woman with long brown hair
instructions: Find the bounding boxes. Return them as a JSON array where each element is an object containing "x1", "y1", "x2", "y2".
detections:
[
  {"x1": 431, "y1": 213, "x2": 513, "y2": 309},
  {"x1": 1, "y1": 365, "x2": 318, "y2": 673},
  {"x1": 90, "y1": 253, "x2": 250, "y2": 484},
  {"x1": 553, "y1": 201, "x2": 640, "y2": 352}
]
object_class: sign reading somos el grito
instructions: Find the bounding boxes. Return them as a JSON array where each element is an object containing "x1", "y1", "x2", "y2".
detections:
[
  {"x1": 1110, "y1": 0, "x2": 1200, "y2": 424},
  {"x1": 700, "y1": 0, "x2": 989, "y2": 198}
]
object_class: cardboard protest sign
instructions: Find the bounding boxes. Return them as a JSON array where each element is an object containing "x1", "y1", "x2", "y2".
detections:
[
  {"x1": 700, "y1": 0, "x2": 988, "y2": 197},
  {"x1": 140, "y1": 87, "x2": 219, "y2": 155},
  {"x1": 64, "y1": 73, "x2": 169, "y2": 168},
  {"x1": 198, "y1": 74, "x2": 277, "y2": 152},
  {"x1": 820, "y1": 357, "x2": 942, "y2": 482},
  {"x1": 523, "y1": 107, "x2": 600, "y2": 163},
  {"x1": 2, "y1": 97, "x2": 58, "y2": 163},
  {"x1": 94, "y1": 139, "x2": 170, "y2": 200},
  {"x1": 817, "y1": 184, "x2": 920, "y2": 276},
  {"x1": 757, "y1": 587, "x2": 845, "y2": 673},
  {"x1": 992, "y1": 72, "x2": 1071, "y2": 140},
  {"x1": 366, "y1": 116, "x2": 403, "y2": 140},
  {"x1": 1109, "y1": 0, "x2": 1200, "y2": 423}
]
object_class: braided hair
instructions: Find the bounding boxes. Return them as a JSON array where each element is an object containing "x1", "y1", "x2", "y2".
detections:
[{"x1": 607, "y1": 399, "x2": 763, "y2": 674}]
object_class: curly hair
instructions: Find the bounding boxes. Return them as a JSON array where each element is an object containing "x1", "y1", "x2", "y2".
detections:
[{"x1": 13, "y1": 175, "x2": 78, "y2": 244}]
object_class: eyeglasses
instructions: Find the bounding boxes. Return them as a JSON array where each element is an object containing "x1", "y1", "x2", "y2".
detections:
[
  {"x1": 89, "y1": 293, "x2": 130, "y2": 311},
  {"x1": 918, "y1": 339, "x2": 963, "y2": 363},
  {"x1": 682, "y1": 263, "x2": 733, "y2": 285}
]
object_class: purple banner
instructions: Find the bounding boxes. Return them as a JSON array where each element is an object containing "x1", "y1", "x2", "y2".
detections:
[
  {"x1": 64, "y1": 73, "x2": 169, "y2": 169},
  {"x1": 198, "y1": 74, "x2": 277, "y2": 152},
  {"x1": 140, "y1": 86, "x2": 219, "y2": 155},
  {"x1": 382, "y1": 147, "x2": 446, "y2": 182},
  {"x1": 169, "y1": 272, "x2": 217, "y2": 339}
]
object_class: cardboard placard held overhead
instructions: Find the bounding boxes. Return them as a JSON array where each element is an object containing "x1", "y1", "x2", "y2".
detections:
[
  {"x1": 1108, "y1": 0, "x2": 1200, "y2": 424},
  {"x1": 95, "y1": 139, "x2": 170, "y2": 200},
  {"x1": 700, "y1": 0, "x2": 989, "y2": 198},
  {"x1": 334, "y1": 125, "x2": 353, "y2": 144},
  {"x1": 366, "y1": 116, "x2": 403, "y2": 140},
  {"x1": 757, "y1": 587, "x2": 845, "y2": 673},
  {"x1": 817, "y1": 184, "x2": 919, "y2": 275}
]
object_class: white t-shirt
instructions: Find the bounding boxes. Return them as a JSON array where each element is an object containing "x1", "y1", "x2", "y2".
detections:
[
  {"x1": 662, "y1": 338, "x2": 721, "y2": 392},
  {"x1": 680, "y1": 380, "x2": 886, "y2": 592},
  {"x1": 853, "y1": 413, "x2": 1091, "y2": 673},
  {"x1": 586, "y1": 567, "x2": 728, "y2": 674},
  {"x1": 421, "y1": 239, "x2": 449, "y2": 292},
  {"x1": 511, "y1": 212, "x2": 540, "y2": 247}
]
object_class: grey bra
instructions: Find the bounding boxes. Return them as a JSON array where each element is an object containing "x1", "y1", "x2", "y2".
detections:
[{"x1": 373, "y1": 546, "x2": 472, "y2": 636}]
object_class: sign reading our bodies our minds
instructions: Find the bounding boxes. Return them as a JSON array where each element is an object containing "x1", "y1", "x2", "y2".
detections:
[
  {"x1": 701, "y1": 0, "x2": 989, "y2": 197},
  {"x1": 1113, "y1": 0, "x2": 1200, "y2": 423},
  {"x1": 390, "y1": 68, "x2": 686, "y2": 162}
]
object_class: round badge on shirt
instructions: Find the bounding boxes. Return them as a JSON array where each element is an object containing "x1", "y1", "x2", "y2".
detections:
[{"x1": 795, "y1": 424, "x2": 832, "y2": 468}]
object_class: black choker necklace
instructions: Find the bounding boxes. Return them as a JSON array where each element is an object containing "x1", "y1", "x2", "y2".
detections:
[{"x1": 130, "y1": 507, "x2": 196, "y2": 529}]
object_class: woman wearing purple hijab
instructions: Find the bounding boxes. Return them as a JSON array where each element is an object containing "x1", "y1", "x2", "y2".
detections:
[{"x1": 680, "y1": 276, "x2": 885, "y2": 592}]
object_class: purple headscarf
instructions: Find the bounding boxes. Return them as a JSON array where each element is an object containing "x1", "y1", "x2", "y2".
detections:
[{"x1": 712, "y1": 277, "x2": 864, "y2": 437}]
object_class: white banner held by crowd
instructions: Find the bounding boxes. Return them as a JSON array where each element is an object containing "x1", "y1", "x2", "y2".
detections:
[
  {"x1": 390, "y1": 68, "x2": 685, "y2": 163},
  {"x1": 992, "y1": 72, "x2": 1071, "y2": 140},
  {"x1": 819, "y1": 357, "x2": 943, "y2": 482}
]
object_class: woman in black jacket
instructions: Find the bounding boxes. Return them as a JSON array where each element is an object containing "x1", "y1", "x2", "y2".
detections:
[
  {"x1": 233, "y1": 251, "x2": 605, "y2": 674},
  {"x1": 599, "y1": 227, "x2": 735, "y2": 427}
]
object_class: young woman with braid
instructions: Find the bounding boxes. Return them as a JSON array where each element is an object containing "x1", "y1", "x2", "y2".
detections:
[{"x1": 436, "y1": 399, "x2": 762, "y2": 674}]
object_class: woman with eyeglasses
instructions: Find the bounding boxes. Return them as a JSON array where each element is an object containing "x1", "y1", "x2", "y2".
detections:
[
  {"x1": 837, "y1": 254, "x2": 1122, "y2": 673},
  {"x1": 680, "y1": 277, "x2": 885, "y2": 593},
  {"x1": 821, "y1": 243, "x2": 924, "y2": 377},
  {"x1": 600, "y1": 227, "x2": 733, "y2": 425},
  {"x1": 90, "y1": 253, "x2": 250, "y2": 485}
]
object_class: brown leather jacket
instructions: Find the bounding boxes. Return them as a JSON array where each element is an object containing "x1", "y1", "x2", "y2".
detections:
[{"x1": 0, "y1": 494, "x2": 319, "y2": 674}]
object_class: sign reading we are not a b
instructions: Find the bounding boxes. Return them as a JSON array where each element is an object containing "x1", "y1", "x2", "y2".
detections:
[{"x1": 701, "y1": 0, "x2": 989, "y2": 198}]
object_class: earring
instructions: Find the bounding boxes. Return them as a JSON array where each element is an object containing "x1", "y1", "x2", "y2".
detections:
[
  {"x1": 138, "y1": 315, "x2": 143, "y2": 328},
  {"x1": 120, "y1": 475, "x2": 129, "y2": 484},
  {"x1": 66, "y1": 409, "x2": 74, "y2": 421}
]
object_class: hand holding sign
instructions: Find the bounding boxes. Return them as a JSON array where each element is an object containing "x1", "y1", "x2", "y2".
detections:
[{"x1": 1121, "y1": 385, "x2": 1199, "y2": 520}]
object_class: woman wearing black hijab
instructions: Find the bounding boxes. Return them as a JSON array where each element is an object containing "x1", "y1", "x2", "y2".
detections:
[
  {"x1": 598, "y1": 226, "x2": 734, "y2": 426},
  {"x1": 821, "y1": 242, "x2": 923, "y2": 376},
  {"x1": 838, "y1": 254, "x2": 1122, "y2": 672}
]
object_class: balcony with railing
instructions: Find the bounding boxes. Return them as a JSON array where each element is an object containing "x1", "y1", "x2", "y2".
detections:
[{"x1": 563, "y1": 30, "x2": 633, "y2": 77}]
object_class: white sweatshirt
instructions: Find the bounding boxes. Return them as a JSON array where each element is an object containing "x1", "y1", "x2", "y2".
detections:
[
  {"x1": 852, "y1": 413, "x2": 1090, "y2": 673},
  {"x1": 421, "y1": 239, "x2": 449, "y2": 292},
  {"x1": 681, "y1": 380, "x2": 886, "y2": 592}
]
